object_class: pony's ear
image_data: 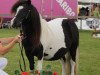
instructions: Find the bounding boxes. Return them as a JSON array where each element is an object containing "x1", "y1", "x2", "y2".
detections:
[{"x1": 27, "y1": 0, "x2": 31, "y2": 4}]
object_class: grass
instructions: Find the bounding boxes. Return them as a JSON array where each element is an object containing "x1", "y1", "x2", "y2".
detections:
[
  {"x1": 0, "y1": 29, "x2": 100, "y2": 75},
  {"x1": 79, "y1": 30, "x2": 100, "y2": 75}
]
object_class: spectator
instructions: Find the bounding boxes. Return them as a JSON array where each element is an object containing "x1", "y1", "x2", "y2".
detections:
[
  {"x1": 0, "y1": 35, "x2": 21, "y2": 75},
  {"x1": 0, "y1": 16, "x2": 3, "y2": 29},
  {"x1": 93, "y1": 6, "x2": 100, "y2": 18},
  {"x1": 86, "y1": 7, "x2": 89, "y2": 16}
]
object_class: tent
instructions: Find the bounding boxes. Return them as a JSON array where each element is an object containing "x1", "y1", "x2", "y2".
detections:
[{"x1": 78, "y1": 0, "x2": 100, "y2": 3}]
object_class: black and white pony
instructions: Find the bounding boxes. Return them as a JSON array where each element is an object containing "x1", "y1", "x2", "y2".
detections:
[{"x1": 11, "y1": 0, "x2": 79, "y2": 75}]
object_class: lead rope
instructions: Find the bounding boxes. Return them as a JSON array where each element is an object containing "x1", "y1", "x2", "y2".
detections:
[
  {"x1": 18, "y1": 26, "x2": 26, "y2": 72},
  {"x1": 18, "y1": 42, "x2": 26, "y2": 72}
]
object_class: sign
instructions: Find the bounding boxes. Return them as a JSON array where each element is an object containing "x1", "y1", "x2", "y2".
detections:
[{"x1": 32, "y1": 0, "x2": 78, "y2": 18}]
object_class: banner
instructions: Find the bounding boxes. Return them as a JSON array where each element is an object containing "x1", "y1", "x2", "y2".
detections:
[{"x1": 0, "y1": 0, "x2": 77, "y2": 18}]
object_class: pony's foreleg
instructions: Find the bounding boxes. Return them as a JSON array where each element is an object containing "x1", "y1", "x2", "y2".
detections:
[
  {"x1": 24, "y1": 47, "x2": 35, "y2": 72},
  {"x1": 37, "y1": 58, "x2": 43, "y2": 71},
  {"x1": 37, "y1": 50, "x2": 44, "y2": 73}
]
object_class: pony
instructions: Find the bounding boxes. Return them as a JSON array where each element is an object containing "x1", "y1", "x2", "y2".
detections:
[{"x1": 11, "y1": 0, "x2": 79, "y2": 75}]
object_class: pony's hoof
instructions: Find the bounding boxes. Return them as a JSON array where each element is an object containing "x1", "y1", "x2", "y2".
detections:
[
  {"x1": 30, "y1": 74, "x2": 34, "y2": 75},
  {"x1": 30, "y1": 72, "x2": 34, "y2": 75},
  {"x1": 30, "y1": 70, "x2": 34, "y2": 75}
]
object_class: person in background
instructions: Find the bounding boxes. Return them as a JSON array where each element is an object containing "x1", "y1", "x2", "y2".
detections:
[
  {"x1": 98, "y1": 4, "x2": 100, "y2": 16},
  {"x1": 0, "y1": 35, "x2": 21, "y2": 75},
  {"x1": 86, "y1": 7, "x2": 89, "y2": 16},
  {"x1": 0, "y1": 16, "x2": 3, "y2": 29},
  {"x1": 93, "y1": 6, "x2": 100, "y2": 18}
]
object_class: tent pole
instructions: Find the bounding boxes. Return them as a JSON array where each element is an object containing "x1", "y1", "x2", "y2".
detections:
[
  {"x1": 51, "y1": 0, "x2": 53, "y2": 19},
  {"x1": 80, "y1": 19, "x2": 82, "y2": 30},
  {"x1": 89, "y1": 0, "x2": 92, "y2": 17},
  {"x1": 41, "y1": 0, "x2": 44, "y2": 15}
]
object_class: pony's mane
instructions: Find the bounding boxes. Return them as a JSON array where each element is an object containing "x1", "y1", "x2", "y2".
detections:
[
  {"x1": 11, "y1": 1, "x2": 41, "y2": 49},
  {"x1": 11, "y1": 1, "x2": 27, "y2": 13}
]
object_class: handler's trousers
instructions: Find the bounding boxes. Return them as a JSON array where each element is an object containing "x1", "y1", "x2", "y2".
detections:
[{"x1": 0, "y1": 57, "x2": 8, "y2": 75}]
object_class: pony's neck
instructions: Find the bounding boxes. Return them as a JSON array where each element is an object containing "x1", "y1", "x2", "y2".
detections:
[
  {"x1": 39, "y1": 15, "x2": 52, "y2": 44},
  {"x1": 22, "y1": 19, "x2": 33, "y2": 37},
  {"x1": 22, "y1": 13, "x2": 42, "y2": 48},
  {"x1": 39, "y1": 15, "x2": 49, "y2": 36}
]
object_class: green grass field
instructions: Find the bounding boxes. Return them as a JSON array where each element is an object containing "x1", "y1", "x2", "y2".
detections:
[{"x1": 0, "y1": 29, "x2": 100, "y2": 75}]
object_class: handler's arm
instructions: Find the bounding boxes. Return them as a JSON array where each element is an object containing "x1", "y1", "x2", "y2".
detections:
[
  {"x1": 0, "y1": 35, "x2": 21, "y2": 55},
  {"x1": 0, "y1": 37, "x2": 14, "y2": 45}
]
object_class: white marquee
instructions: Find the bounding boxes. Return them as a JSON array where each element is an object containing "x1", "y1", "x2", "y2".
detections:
[{"x1": 78, "y1": 0, "x2": 100, "y2": 3}]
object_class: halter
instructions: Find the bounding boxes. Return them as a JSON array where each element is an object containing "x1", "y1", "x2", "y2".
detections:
[{"x1": 19, "y1": 10, "x2": 31, "y2": 39}]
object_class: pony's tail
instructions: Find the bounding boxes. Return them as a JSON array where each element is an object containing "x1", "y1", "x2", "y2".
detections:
[{"x1": 62, "y1": 19, "x2": 79, "y2": 75}]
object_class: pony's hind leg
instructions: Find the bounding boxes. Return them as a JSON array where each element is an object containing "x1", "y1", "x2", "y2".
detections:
[
  {"x1": 60, "y1": 57, "x2": 67, "y2": 75},
  {"x1": 60, "y1": 53, "x2": 71, "y2": 75},
  {"x1": 70, "y1": 59, "x2": 75, "y2": 75},
  {"x1": 70, "y1": 48, "x2": 78, "y2": 75}
]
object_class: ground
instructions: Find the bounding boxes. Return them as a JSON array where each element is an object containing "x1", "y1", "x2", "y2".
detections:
[{"x1": 0, "y1": 29, "x2": 100, "y2": 75}]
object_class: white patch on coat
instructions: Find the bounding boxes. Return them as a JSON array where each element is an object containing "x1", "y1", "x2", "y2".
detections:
[
  {"x1": 39, "y1": 16, "x2": 67, "y2": 59},
  {"x1": 11, "y1": 6, "x2": 24, "y2": 26},
  {"x1": 37, "y1": 59, "x2": 43, "y2": 71}
]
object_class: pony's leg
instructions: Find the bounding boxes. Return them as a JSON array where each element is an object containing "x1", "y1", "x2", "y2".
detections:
[
  {"x1": 37, "y1": 58, "x2": 43, "y2": 71},
  {"x1": 25, "y1": 51, "x2": 35, "y2": 75},
  {"x1": 70, "y1": 49, "x2": 78, "y2": 75},
  {"x1": 37, "y1": 50, "x2": 43, "y2": 72},
  {"x1": 65, "y1": 53, "x2": 71, "y2": 75},
  {"x1": 60, "y1": 57, "x2": 67, "y2": 75},
  {"x1": 24, "y1": 47, "x2": 35, "y2": 72},
  {"x1": 70, "y1": 59, "x2": 75, "y2": 75},
  {"x1": 60, "y1": 53, "x2": 71, "y2": 75}
]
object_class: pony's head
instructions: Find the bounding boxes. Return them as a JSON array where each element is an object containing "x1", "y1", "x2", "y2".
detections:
[
  {"x1": 11, "y1": 0, "x2": 41, "y2": 49},
  {"x1": 11, "y1": 0, "x2": 32, "y2": 27}
]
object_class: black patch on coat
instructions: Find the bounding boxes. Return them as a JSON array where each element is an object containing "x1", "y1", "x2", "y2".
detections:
[
  {"x1": 22, "y1": 38, "x2": 35, "y2": 70},
  {"x1": 22, "y1": 39, "x2": 43, "y2": 70},
  {"x1": 44, "y1": 53, "x2": 48, "y2": 56},
  {"x1": 32, "y1": 43, "x2": 44, "y2": 60},
  {"x1": 50, "y1": 47, "x2": 68, "y2": 60},
  {"x1": 62, "y1": 56, "x2": 67, "y2": 62},
  {"x1": 62, "y1": 19, "x2": 79, "y2": 62}
]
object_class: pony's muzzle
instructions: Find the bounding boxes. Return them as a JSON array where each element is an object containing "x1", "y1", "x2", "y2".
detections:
[{"x1": 12, "y1": 20, "x2": 22, "y2": 28}]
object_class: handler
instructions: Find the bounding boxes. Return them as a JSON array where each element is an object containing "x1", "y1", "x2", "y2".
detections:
[{"x1": 0, "y1": 35, "x2": 21, "y2": 75}]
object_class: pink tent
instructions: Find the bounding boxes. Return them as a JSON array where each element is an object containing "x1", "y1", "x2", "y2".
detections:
[{"x1": 0, "y1": 0, "x2": 77, "y2": 18}]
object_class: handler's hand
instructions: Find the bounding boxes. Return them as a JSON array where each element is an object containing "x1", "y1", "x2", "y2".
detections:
[{"x1": 14, "y1": 35, "x2": 22, "y2": 43}]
